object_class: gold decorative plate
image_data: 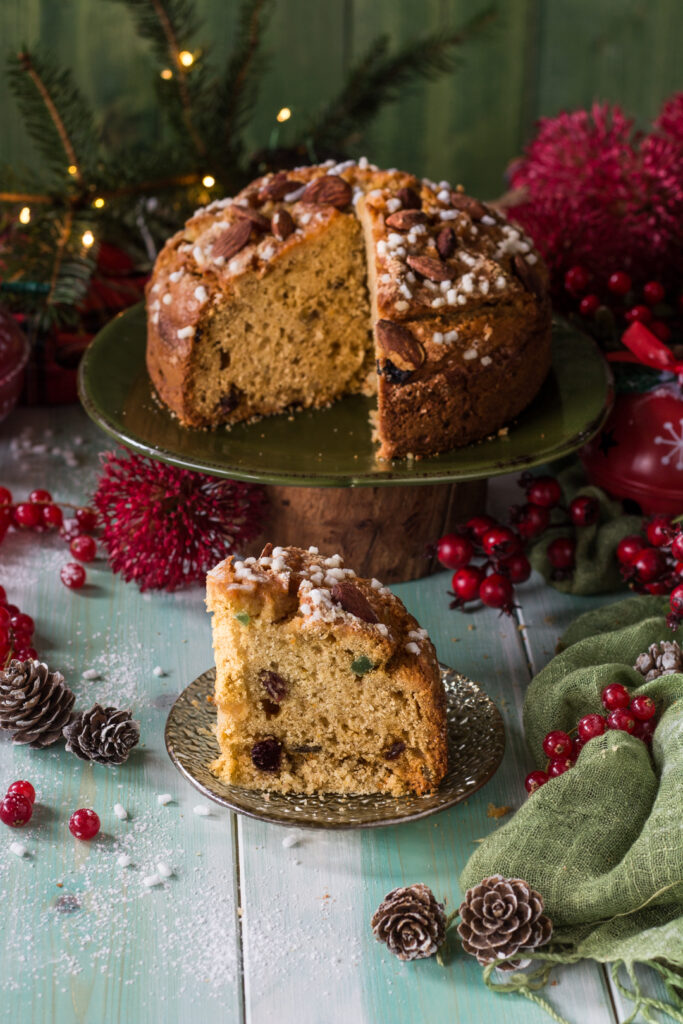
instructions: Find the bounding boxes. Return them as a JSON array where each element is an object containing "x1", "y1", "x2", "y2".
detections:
[{"x1": 164, "y1": 665, "x2": 505, "y2": 829}]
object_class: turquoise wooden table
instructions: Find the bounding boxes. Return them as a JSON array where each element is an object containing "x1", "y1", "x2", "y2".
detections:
[{"x1": 0, "y1": 405, "x2": 667, "y2": 1024}]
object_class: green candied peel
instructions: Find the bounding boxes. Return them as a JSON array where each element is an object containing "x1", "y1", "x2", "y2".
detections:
[
  {"x1": 234, "y1": 611, "x2": 250, "y2": 625},
  {"x1": 351, "y1": 655, "x2": 375, "y2": 676}
]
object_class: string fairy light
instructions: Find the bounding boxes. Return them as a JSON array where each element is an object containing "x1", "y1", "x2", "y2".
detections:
[
  {"x1": 202, "y1": 174, "x2": 215, "y2": 188},
  {"x1": 178, "y1": 50, "x2": 194, "y2": 67},
  {"x1": 160, "y1": 68, "x2": 173, "y2": 80},
  {"x1": 19, "y1": 206, "x2": 31, "y2": 224},
  {"x1": 67, "y1": 164, "x2": 78, "y2": 176},
  {"x1": 81, "y1": 230, "x2": 95, "y2": 248},
  {"x1": 93, "y1": 197, "x2": 105, "y2": 208},
  {"x1": 276, "y1": 107, "x2": 292, "y2": 123}
]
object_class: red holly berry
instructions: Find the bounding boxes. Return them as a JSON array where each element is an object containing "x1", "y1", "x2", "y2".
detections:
[
  {"x1": 645, "y1": 580, "x2": 672, "y2": 596},
  {"x1": 28, "y1": 489, "x2": 52, "y2": 504},
  {"x1": 642, "y1": 281, "x2": 665, "y2": 305},
  {"x1": 75, "y1": 507, "x2": 98, "y2": 532},
  {"x1": 0, "y1": 793, "x2": 33, "y2": 827},
  {"x1": 41, "y1": 504, "x2": 63, "y2": 529},
  {"x1": 601, "y1": 683, "x2": 630, "y2": 710},
  {"x1": 437, "y1": 533, "x2": 473, "y2": 571},
  {"x1": 542, "y1": 729, "x2": 572, "y2": 758},
  {"x1": 0, "y1": 487, "x2": 12, "y2": 505},
  {"x1": 451, "y1": 565, "x2": 485, "y2": 603},
  {"x1": 524, "y1": 770, "x2": 548, "y2": 794},
  {"x1": 564, "y1": 265, "x2": 591, "y2": 294},
  {"x1": 547, "y1": 536, "x2": 576, "y2": 571},
  {"x1": 633, "y1": 718, "x2": 657, "y2": 745},
  {"x1": 579, "y1": 294, "x2": 600, "y2": 316},
  {"x1": 645, "y1": 516, "x2": 673, "y2": 548},
  {"x1": 624, "y1": 304, "x2": 652, "y2": 324},
  {"x1": 69, "y1": 535, "x2": 97, "y2": 563},
  {"x1": 524, "y1": 475, "x2": 563, "y2": 509},
  {"x1": 479, "y1": 573, "x2": 514, "y2": 612},
  {"x1": 464, "y1": 515, "x2": 497, "y2": 542},
  {"x1": 650, "y1": 321, "x2": 671, "y2": 342},
  {"x1": 547, "y1": 757, "x2": 573, "y2": 777},
  {"x1": 630, "y1": 695, "x2": 656, "y2": 721},
  {"x1": 671, "y1": 584, "x2": 683, "y2": 618},
  {"x1": 577, "y1": 713, "x2": 606, "y2": 742},
  {"x1": 12, "y1": 503, "x2": 41, "y2": 529},
  {"x1": 60, "y1": 563, "x2": 87, "y2": 590},
  {"x1": 671, "y1": 532, "x2": 683, "y2": 562},
  {"x1": 499, "y1": 552, "x2": 531, "y2": 584},
  {"x1": 569, "y1": 495, "x2": 600, "y2": 527},
  {"x1": 68, "y1": 808, "x2": 100, "y2": 840},
  {"x1": 606, "y1": 708, "x2": 636, "y2": 733},
  {"x1": 616, "y1": 534, "x2": 648, "y2": 566},
  {"x1": 481, "y1": 526, "x2": 520, "y2": 558},
  {"x1": 7, "y1": 780, "x2": 36, "y2": 805},
  {"x1": 607, "y1": 271, "x2": 632, "y2": 295},
  {"x1": 511, "y1": 503, "x2": 550, "y2": 539},
  {"x1": 631, "y1": 547, "x2": 667, "y2": 584}
]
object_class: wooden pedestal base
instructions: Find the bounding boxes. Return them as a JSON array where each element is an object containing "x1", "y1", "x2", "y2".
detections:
[{"x1": 247, "y1": 479, "x2": 487, "y2": 583}]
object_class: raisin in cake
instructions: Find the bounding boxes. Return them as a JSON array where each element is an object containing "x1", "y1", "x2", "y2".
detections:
[
  {"x1": 147, "y1": 159, "x2": 551, "y2": 460},
  {"x1": 206, "y1": 544, "x2": 447, "y2": 796}
]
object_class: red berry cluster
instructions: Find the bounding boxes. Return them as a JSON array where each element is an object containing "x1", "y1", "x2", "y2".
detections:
[
  {"x1": 564, "y1": 267, "x2": 677, "y2": 343},
  {"x1": 0, "y1": 585, "x2": 37, "y2": 666},
  {"x1": 615, "y1": 516, "x2": 683, "y2": 628},
  {"x1": 0, "y1": 777, "x2": 100, "y2": 839},
  {"x1": 525, "y1": 683, "x2": 657, "y2": 794},
  {"x1": 0, "y1": 487, "x2": 99, "y2": 592}
]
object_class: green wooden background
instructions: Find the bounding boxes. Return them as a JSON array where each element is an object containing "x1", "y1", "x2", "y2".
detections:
[{"x1": 1, "y1": 0, "x2": 682, "y2": 199}]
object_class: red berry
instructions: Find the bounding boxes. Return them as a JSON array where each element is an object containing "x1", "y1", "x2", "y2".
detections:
[
  {"x1": 569, "y1": 495, "x2": 600, "y2": 527},
  {"x1": 524, "y1": 770, "x2": 548, "y2": 794},
  {"x1": 547, "y1": 757, "x2": 573, "y2": 777},
  {"x1": 645, "y1": 515, "x2": 673, "y2": 548},
  {"x1": 631, "y1": 547, "x2": 666, "y2": 584},
  {"x1": 630, "y1": 695, "x2": 656, "y2": 721},
  {"x1": 671, "y1": 533, "x2": 683, "y2": 562},
  {"x1": 606, "y1": 708, "x2": 636, "y2": 734},
  {"x1": 572, "y1": 736, "x2": 584, "y2": 758},
  {"x1": 601, "y1": 683, "x2": 630, "y2": 710},
  {"x1": 0, "y1": 793, "x2": 33, "y2": 827},
  {"x1": 625, "y1": 304, "x2": 652, "y2": 324},
  {"x1": 650, "y1": 321, "x2": 671, "y2": 343},
  {"x1": 675, "y1": 561, "x2": 683, "y2": 578},
  {"x1": 616, "y1": 534, "x2": 647, "y2": 566},
  {"x1": 7, "y1": 780, "x2": 35, "y2": 804},
  {"x1": 542, "y1": 729, "x2": 572, "y2": 758},
  {"x1": 60, "y1": 563, "x2": 87, "y2": 590},
  {"x1": 547, "y1": 536, "x2": 576, "y2": 571},
  {"x1": 0, "y1": 585, "x2": 6, "y2": 603},
  {"x1": 525, "y1": 475, "x2": 562, "y2": 509},
  {"x1": 451, "y1": 565, "x2": 485, "y2": 603},
  {"x1": 633, "y1": 718, "x2": 656, "y2": 745},
  {"x1": 464, "y1": 515, "x2": 497, "y2": 541},
  {"x1": 577, "y1": 713, "x2": 606, "y2": 742},
  {"x1": 643, "y1": 281, "x2": 665, "y2": 305},
  {"x1": 645, "y1": 580, "x2": 671, "y2": 596},
  {"x1": 499, "y1": 552, "x2": 531, "y2": 584},
  {"x1": 69, "y1": 535, "x2": 97, "y2": 563},
  {"x1": 437, "y1": 533, "x2": 473, "y2": 571},
  {"x1": 579, "y1": 294, "x2": 600, "y2": 316},
  {"x1": 5, "y1": 604, "x2": 19, "y2": 616},
  {"x1": 11, "y1": 613, "x2": 34, "y2": 636},
  {"x1": 0, "y1": 607, "x2": 9, "y2": 627},
  {"x1": 75, "y1": 507, "x2": 98, "y2": 532},
  {"x1": 28, "y1": 489, "x2": 52, "y2": 504},
  {"x1": 69, "y1": 808, "x2": 100, "y2": 840},
  {"x1": 0, "y1": 487, "x2": 12, "y2": 505},
  {"x1": 18, "y1": 647, "x2": 38, "y2": 661},
  {"x1": 671, "y1": 583, "x2": 683, "y2": 618},
  {"x1": 608, "y1": 271, "x2": 632, "y2": 295},
  {"x1": 511, "y1": 502, "x2": 550, "y2": 539},
  {"x1": 0, "y1": 626, "x2": 10, "y2": 649},
  {"x1": 479, "y1": 573, "x2": 514, "y2": 611},
  {"x1": 12, "y1": 502, "x2": 41, "y2": 529},
  {"x1": 481, "y1": 526, "x2": 520, "y2": 558},
  {"x1": 564, "y1": 265, "x2": 591, "y2": 294},
  {"x1": 41, "y1": 504, "x2": 63, "y2": 529}
]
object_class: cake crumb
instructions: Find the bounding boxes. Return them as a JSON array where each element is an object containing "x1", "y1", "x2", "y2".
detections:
[{"x1": 487, "y1": 802, "x2": 512, "y2": 819}]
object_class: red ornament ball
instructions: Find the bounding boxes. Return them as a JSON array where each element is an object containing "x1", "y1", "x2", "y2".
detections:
[
  {"x1": 451, "y1": 565, "x2": 485, "y2": 603},
  {"x1": 543, "y1": 729, "x2": 572, "y2": 758},
  {"x1": 0, "y1": 792, "x2": 32, "y2": 827},
  {"x1": 7, "y1": 780, "x2": 36, "y2": 804},
  {"x1": 547, "y1": 536, "x2": 576, "y2": 571},
  {"x1": 569, "y1": 495, "x2": 600, "y2": 527},
  {"x1": 436, "y1": 533, "x2": 473, "y2": 571},
  {"x1": 524, "y1": 770, "x2": 548, "y2": 794},
  {"x1": 608, "y1": 271, "x2": 632, "y2": 295},
  {"x1": 601, "y1": 683, "x2": 630, "y2": 710},
  {"x1": 479, "y1": 573, "x2": 514, "y2": 611},
  {"x1": 69, "y1": 808, "x2": 100, "y2": 841},
  {"x1": 60, "y1": 563, "x2": 87, "y2": 590}
]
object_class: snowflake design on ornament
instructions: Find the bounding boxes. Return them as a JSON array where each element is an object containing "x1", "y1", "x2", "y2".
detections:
[{"x1": 654, "y1": 419, "x2": 683, "y2": 470}]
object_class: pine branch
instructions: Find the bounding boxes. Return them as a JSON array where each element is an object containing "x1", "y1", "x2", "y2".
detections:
[{"x1": 300, "y1": 8, "x2": 496, "y2": 156}]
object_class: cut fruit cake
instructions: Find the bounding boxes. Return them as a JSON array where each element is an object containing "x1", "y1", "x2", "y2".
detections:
[
  {"x1": 147, "y1": 158, "x2": 551, "y2": 459},
  {"x1": 206, "y1": 544, "x2": 447, "y2": 796}
]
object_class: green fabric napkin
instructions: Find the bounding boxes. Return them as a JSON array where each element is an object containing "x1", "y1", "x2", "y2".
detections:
[{"x1": 460, "y1": 596, "x2": 683, "y2": 1022}]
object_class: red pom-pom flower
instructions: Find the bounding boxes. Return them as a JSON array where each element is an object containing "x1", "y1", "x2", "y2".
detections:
[{"x1": 93, "y1": 450, "x2": 267, "y2": 591}]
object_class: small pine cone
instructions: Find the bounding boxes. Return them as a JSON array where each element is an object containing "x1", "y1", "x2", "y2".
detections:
[
  {"x1": 371, "y1": 883, "x2": 446, "y2": 961},
  {"x1": 457, "y1": 875, "x2": 552, "y2": 970},
  {"x1": 63, "y1": 703, "x2": 140, "y2": 766},
  {"x1": 0, "y1": 659, "x2": 75, "y2": 748},
  {"x1": 634, "y1": 640, "x2": 683, "y2": 682}
]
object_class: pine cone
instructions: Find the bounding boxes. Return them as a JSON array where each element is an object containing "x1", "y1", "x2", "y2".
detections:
[
  {"x1": 0, "y1": 659, "x2": 75, "y2": 748},
  {"x1": 457, "y1": 875, "x2": 552, "y2": 969},
  {"x1": 63, "y1": 703, "x2": 140, "y2": 766},
  {"x1": 634, "y1": 640, "x2": 683, "y2": 682},
  {"x1": 371, "y1": 884, "x2": 446, "y2": 961}
]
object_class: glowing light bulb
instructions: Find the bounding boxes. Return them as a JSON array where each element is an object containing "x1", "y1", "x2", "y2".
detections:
[
  {"x1": 160, "y1": 68, "x2": 173, "y2": 80},
  {"x1": 93, "y1": 197, "x2": 105, "y2": 209},
  {"x1": 276, "y1": 107, "x2": 292, "y2": 123},
  {"x1": 82, "y1": 230, "x2": 95, "y2": 248},
  {"x1": 202, "y1": 174, "x2": 215, "y2": 188},
  {"x1": 179, "y1": 50, "x2": 194, "y2": 67},
  {"x1": 67, "y1": 164, "x2": 78, "y2": 176},
  {"x1": 19, "y1": 206, "x2": 31, "y2": 225}
]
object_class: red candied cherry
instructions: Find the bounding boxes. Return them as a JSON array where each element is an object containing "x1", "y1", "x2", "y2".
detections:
[
  {"x1": 643, "y1": 281, "x2": 665, "y2": 305},
  {"x1": 671, "y1": 583, "x2": 683, "y2": 618},
  {"x1": 10, "y1": 613, "x2": 34, "y2": 636},
  {"x1": 499, "y1": 552, "x2": 531, "y2": 584},
  {"x1": 451, "y1": 565, "x2": 485, "y2": 603},
  {"x1": 547, "y1": 757, "x2": 573, "y2": 777},
  {"x1": 12, "y1": 502, "x2": 41, "y2": 529},
  {"x1": 28, "y1": 488, "x2": 52, "y2": 504},
  {"x1": 524, "y1": 770, "x2": 548, "y2": 794},
  {"x1": 479, "y1": 573, "x2": 514, "y2": 612},
  {"x1": 437, "y1": 533, "x2": 473, "y2": 571},
  {"x1": 75, "y1": 506, "x2": 98, "y2": 532},
  {"x1": 7, "y1": 780, "x2": 35, "y2": 805},
  {"x1": 634, "y1": 718, "x2": 656, "y2": 745},
  {"x1": 630, "y1": 695, "x2": 656, "y2": 721},
  {"x1": 482, "y1": 526, "x2": 521, "y2": 558},
  {"x1": 511, "y1": 502, "x2": 550, "y2": 540},
  {"x1": 617, "y1": 534, "x2": 648, "y2": 566},
  {"x1": 464, "y1": 515, "x2": 497, "y2": 542},
  {"x1": 631, "y1": 547, "x2": 667, "y2": 584},
  {"x1": 41, "y1": 504, "x2": 63, "y2": 529},
  {"x1": 60, "y1": 563, "x2": 87, "y2": 590},
  {"x1": 650, "y1": 321, "x2": 671, "y2": 343},
  {"x1": 564, "y1": 265, "x2": 591, "y2": 294},
  {"x1": 606, "y1": 708, "x2": 636, "y2": 734},
  {"x1": 671, "y1": 532, "x2": 683, "y2": 562},
  {"x1": 624, "y1": 305, "x2": 652, "y2": 324},
  {"x1": 645, "y1": 515, "x2": 674, "y2": 548},
  {"x1": 542, "y1": 729, "x2": 572, "y2": 758},
  {"x1": 0, "y1": 792, "x2": 33, "y2": 827},
  {"x1": 547, "y1": 536, "x2": 576, "y2": 571},
  {"x1": 601, "y1": 682, "x2": 630, "y2": 710},
  {"x1": 577, "y1": 713, "x2": 606, "y2": 742},
  {"x1": 523, "y1": 474, "x2": 563, "y2": 509},
  {"x1": 608, "y1": 271, "x2": 632, "y2": 295},
  {"x1": 579, "y1": 294, "x2": 600, "y2": 316},
  {"x1": 0, "y1": 487, "x2": 12, "y2": 505},
  {"x1": 69, "y1": 534, "x2": 97, "y2": 563},
  {"x1": 569, "y1": 495, "x2": 600, "y2": 527},
  {"x1": 69, "y1": 808, "x2": 100, "y2": 840}
]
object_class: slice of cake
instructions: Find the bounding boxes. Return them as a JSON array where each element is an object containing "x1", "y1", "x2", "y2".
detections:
[{"x1": 206, "y1": 544, "x2": 447, "y2": 796}]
